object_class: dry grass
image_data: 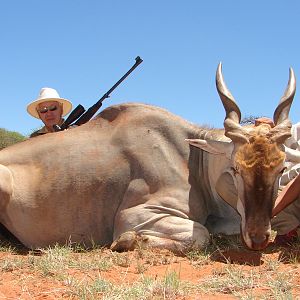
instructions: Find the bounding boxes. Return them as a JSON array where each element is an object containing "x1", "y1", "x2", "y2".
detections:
[{"x1": 0, "y1": 234, "x2": 300, "y2": 299}]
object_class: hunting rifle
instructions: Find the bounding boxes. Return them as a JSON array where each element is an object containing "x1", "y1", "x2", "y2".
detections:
[{"x1": 54, "y1": 56, "x2": 143, "y2": 131}]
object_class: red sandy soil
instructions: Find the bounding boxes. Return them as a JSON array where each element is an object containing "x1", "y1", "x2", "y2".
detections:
[{"x1": 0, "y1": 243, "x2": 300, "y2": 299}]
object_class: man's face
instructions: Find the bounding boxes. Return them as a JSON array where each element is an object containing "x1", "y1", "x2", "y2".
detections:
[{"x1": 37, "y1": 101, "x2": 63, "y2": 129}]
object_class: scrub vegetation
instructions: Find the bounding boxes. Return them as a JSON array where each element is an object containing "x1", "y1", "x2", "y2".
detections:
[{"x1": 0, "y1": 128, "x2": 26, "y2": 150}]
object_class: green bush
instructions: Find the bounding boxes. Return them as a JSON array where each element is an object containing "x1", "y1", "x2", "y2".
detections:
[{"x1": 0, "y1": 128, "x2": 26, "y2": 150}]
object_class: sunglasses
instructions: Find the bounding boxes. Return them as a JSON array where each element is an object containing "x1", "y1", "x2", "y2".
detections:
[{"x1": 38, "y1": 105, "x2": 58, "y2": 114}]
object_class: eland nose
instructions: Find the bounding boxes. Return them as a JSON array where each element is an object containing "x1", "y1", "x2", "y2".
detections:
[{"x1": 249, "y1": 232, "x2": 270, "y2": 250}]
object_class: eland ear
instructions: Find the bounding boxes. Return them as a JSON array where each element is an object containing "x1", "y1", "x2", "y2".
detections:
[
  {"x1": 185, "y1": 138, "x2": 233, "y2": 158},
  {"x1": 284, "y1": 146, "x2": 300, "y2": 163}
]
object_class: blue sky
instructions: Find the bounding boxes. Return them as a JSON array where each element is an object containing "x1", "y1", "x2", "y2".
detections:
[{"x1": 1, "y1": 1, "x2": 300, "y2": 136}]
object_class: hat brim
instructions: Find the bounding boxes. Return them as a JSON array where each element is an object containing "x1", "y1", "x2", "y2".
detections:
[{"x1": 27, "y1": 98, "x2": 73, "y2": 119}]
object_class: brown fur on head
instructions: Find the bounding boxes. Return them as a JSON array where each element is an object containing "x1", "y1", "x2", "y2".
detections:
[
  {"x1": 233, "y1": 134, "x2": 286, "y2": 251},
  {"x1": 235, "y1": 135, "x2": 285, "y2": 170}
]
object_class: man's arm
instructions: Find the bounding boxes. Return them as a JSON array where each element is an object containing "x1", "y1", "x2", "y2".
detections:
[{"x1": 273, "y1": 174, "x2": 300, "y2": 217}]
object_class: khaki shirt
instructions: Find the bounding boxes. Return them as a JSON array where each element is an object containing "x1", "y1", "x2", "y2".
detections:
[
  {"x1": 29, "y1": 126, "x2": 50, "y2": 138},
  {"x1": 29, "y1": 119, "x2": 65, "y2": 138}
]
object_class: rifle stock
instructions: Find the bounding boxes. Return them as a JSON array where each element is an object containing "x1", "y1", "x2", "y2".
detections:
[
  {"x1": 61, "y1": 104, "x2": 85, "y2": 130},
  {"x1": 53, "y1": 104, "x2": 85, "y2": 131}
]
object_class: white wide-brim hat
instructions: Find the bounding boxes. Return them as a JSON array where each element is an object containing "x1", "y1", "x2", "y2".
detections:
[{"x1": 27, "y1": 87, "x2": 73, "y2": 119}]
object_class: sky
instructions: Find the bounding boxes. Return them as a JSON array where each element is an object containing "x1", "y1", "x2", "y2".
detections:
[{"x1": 1, "y1": 1, "x2": 300, "y2": 136}]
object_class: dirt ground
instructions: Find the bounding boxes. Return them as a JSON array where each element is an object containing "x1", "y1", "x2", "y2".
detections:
[{"x1": 1, "y1": 235, "x2": 300, "y2": 300}]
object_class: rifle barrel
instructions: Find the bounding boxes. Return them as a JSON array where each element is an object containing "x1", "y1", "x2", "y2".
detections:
[
  {"x1": 104, "y1": 56, "x2": 143, "y2": 101},
  {"x1": 73, "y1": 56, "x2": 143, "y2": 126}
]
